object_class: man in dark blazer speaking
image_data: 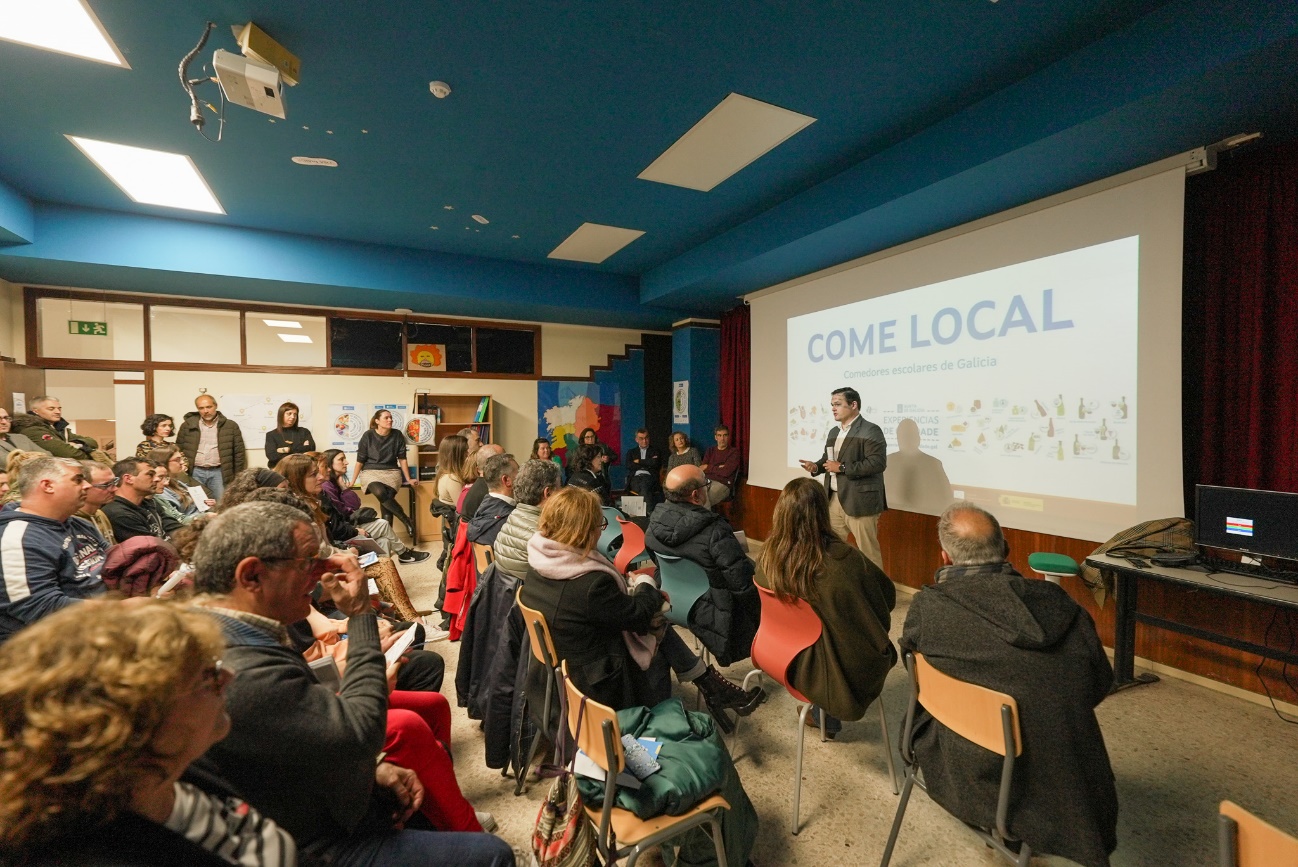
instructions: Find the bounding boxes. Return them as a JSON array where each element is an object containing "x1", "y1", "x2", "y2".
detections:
[{"x1": 799, "y1": 386, "x2": 887, "y2": 567}]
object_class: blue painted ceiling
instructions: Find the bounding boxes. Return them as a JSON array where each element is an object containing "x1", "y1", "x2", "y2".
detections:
[{"x1": 0, "y1": 1, "x2": 1295, "y2": 328}]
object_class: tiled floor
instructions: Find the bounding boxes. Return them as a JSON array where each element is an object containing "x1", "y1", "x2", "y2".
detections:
[{"x1": 396, "y1": 546, "x2": 1298, "y2": 866}]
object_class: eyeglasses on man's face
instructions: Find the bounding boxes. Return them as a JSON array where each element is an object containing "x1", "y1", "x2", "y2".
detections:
[{"x1": 89, "y1": 476, "x2": 121, "y2": 490}]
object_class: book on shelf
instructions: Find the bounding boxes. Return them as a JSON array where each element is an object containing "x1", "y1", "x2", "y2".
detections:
[{"x1": 474, "y1": 396, "x2": 490, "y2": 422}]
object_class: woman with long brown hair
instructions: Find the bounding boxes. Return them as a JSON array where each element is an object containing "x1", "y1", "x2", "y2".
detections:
[
  {"x1": 755, "y1": 477, "x2": 897, "y2": 737},
  {"x1": 434, "y1": 434, "x2": 468, "y2": 508},
  {"x1": 354, "y1": 409, "x2": 417, "y2": 538},
  {"x1": 318, "y1": 449, "x2": 429, "y2": 563}
]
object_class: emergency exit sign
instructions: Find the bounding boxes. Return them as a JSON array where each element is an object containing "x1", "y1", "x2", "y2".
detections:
[{"x1": 68, "y1": 320, "x2": 109, "y2": 336}]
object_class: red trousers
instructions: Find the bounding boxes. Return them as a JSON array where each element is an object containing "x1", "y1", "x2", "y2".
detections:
[{"x1": 385, "y1": 690, "x2": 482, "y2": 832}]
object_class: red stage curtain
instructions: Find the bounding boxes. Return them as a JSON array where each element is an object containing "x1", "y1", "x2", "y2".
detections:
[
  {"x1": 719, "y1": 304, "x2": 751, "y2": 476},
  {"x1": 1183, "y1": 141, "x2": 1298, "y2": 508}
]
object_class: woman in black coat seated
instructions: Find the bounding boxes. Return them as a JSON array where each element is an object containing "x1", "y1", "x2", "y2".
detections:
[
  {"x1": 568, "y1": 427, "x2": 615, "y2": 491},
  {"x1": 263, "y1": 401, "x2": 315, "y2": 467},
  {"x1": 520, "y1": 487, "x2": 760, "y2": 725},
  {"x1": 0, "y1": 600, "x2": 296, "y2": 866},
  {"x1": 566, "y1": 442, "x2": 611, "y2": 505}
]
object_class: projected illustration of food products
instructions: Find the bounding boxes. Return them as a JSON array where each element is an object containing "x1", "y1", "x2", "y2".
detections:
[{"x1": 787, "y1": 236, "x2": 1138, "y2": 505}]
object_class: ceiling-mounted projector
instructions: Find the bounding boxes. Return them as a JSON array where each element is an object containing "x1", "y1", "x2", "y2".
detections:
[{"x1": 213, "y1": 49, "x2": 285, "y2": 118}]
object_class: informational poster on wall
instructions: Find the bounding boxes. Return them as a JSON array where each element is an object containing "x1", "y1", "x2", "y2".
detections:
[
  {"x1": 373, "y1": 404, "x2": 411, "y2": 442},
  {"x1": 329, "y1": 404, "x2": 368, "y2": 455},
  {"x1": 672, "y1": 381, "x2": 689, "y2": 423},
  {"x1": 537, "y1": 381, "x2": 621, "y2": 470},
  {"x1": 218, "y1": 394, "x2": 314, "y2": 457}
]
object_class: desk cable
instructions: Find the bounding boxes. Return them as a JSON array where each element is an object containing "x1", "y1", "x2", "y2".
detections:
[{"x1": 1255, "y1": 607, "x2": 1298, "y2": 725}]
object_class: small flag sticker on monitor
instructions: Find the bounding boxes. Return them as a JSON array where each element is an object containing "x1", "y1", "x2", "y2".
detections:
[{"x1": 1226, "y1": 517, "x2": 1254, "y2": 537}]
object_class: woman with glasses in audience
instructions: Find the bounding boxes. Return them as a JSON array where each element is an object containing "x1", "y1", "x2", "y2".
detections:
[
  {"x1": 755, "y1": 477, "x2": 897, "y2": 739},
  {"x1": 568, "y1": 427, "x2": 615, "y2": 490},
  {"x1": 264, "y1": 402, "x2": 315, "y2": 468},
  {"x1": 0, "y1": 600, "x2": 297, "y2": 866},
  {"x1": 135, "y1": 413, "x2": 175, "y2": 460},
  {"x1": 149, "y1": 445, "x2": 215, "y2": 517}
]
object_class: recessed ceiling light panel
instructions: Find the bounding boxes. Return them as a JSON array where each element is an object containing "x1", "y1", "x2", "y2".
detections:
[
  {"x1": 0, "y1": 0, "x2": 129, "y2": 67},
  {"x1": 638, "y1": 93, "x2": 815, "y2": 192},
  {"x1": 262, "y1": 319, "x2": 301, "y2": 328},
  {"x1": 66, "y1": 135, "x2": 224, "y2": 214},
  {"x1": 277, "y1": 333, "x2": 312, "y2": 343},
  {"x1": 548, "y1": 222, "x2": 645, "y2": 264}
]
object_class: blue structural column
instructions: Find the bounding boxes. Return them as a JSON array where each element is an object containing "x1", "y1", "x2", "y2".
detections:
[{"x1": 671, "y1": 320, "x2": 721, "y2": 449}]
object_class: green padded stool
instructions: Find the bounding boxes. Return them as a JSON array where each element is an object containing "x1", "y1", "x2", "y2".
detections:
[{"x1": 1028, "y1": 552, "x2": 1079, "y2": 585}]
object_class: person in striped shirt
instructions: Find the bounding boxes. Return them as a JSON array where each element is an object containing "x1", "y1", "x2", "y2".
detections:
[{"x1": 0, "y1": 600, "x2": 297, "y2": 867}]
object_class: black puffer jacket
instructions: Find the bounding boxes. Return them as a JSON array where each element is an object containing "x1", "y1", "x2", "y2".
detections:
[{"x1": 644, "y1": 501, "x2": 759, "y2": 665}]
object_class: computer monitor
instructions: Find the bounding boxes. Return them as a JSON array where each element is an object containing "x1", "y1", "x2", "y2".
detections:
[{"x1": 1194, "y1": 485, "x2": 1298, "y2": 564}]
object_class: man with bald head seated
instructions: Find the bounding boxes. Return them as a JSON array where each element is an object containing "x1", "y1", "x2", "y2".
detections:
[
  {"x1": 645, "y1": 463, "x2": 760, "y2": 666},
  {"x1": 900, "y1": 502, "x2": 1118, "y2": 867}
]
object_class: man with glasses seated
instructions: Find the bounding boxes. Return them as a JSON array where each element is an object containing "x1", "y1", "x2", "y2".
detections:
[
  {"x1": 192, "y1": 502, "x2": 513, "y2": 867},
  {"x1": 0, "y1": 456, "x2": 103, "y2": 644},
  {"x1": 0, "y1": 408, "x2": 40, "y2": 456}
]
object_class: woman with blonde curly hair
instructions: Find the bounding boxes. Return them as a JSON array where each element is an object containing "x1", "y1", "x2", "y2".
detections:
[
  {"x1": 0, "y1": 600, "x2": 296, "y2": 866},
  {"x1": 1, "y1": 449, "x2": 41, "y2": 505}
]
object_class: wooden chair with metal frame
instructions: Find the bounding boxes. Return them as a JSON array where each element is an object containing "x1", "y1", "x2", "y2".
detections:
[
  {"x1": 879, "y1": 651, "x2": 1026, "y2": 867},
  {"x1": 1219, "y1": 800, "x2": 1298, "y2": 866},
  {"x1": 738, "y1": 583, "x2": 898, "y2": 835},
  {"x1": 514, "y1": 587, "x2": 562, "y2": 796},
  {"x1": 559, "y1": 659, "x2": 731, "y2": 867}
]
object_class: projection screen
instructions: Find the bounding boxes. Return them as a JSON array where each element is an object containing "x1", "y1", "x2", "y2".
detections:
[{"x1": 748, "y1": 161, "x2": 1186, "y2": 542}]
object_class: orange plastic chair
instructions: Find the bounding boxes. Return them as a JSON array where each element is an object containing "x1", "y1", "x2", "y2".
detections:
[
  {"x1": 613, "y1": 516, "x2": 649, "y2": 575},
  {"x1": 560, "y1": 660, "x2": 730, "y2": 867},
  {"x1": 879, "y1": 652, "x2": 1024, "y2": 867},
  {"x1": 740, "y1": 583, "x2": 898, "y2": 834},
  {"x1": 1219, "y1": 800, "x2": 1298, "y2": 866}
]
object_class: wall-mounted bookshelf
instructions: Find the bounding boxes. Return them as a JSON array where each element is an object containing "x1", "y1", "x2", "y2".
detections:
[{"x1": 412, "y1": 392, "x2": 492, "y2": 543}]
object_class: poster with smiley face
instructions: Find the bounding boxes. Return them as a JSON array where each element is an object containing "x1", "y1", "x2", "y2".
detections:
[{"x1": 407, "y1": 344, "x2": 446, "y2": 371}]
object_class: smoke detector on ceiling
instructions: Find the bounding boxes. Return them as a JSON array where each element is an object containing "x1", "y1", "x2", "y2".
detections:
[{"x1": 429, "y1": 81, "x2": 451, "y2": 98}]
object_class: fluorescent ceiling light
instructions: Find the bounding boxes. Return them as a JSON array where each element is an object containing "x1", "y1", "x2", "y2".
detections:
[
  {"x1": 0, "y1": 0, "x2": 129, "y2": 67},
  {"x1": 277, "y1": 333, "x2": 312, "y2": 343},
  {"x1": 548, "y1": 222, "x2": 645, "y2": 264},
  {"x1": 262, "y1": 318, "x2": 302, "y2": 328},
  {"x1": 66, "y1": 136, "x2": 224, "y2": 214},
  {"x1": 638, "y1": 93, "x2": 815, "y2": 192}
]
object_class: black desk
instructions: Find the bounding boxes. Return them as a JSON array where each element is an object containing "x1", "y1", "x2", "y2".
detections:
[{"x1": 1086, "y1": 553, "x2": 1298, "y2": 691}]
